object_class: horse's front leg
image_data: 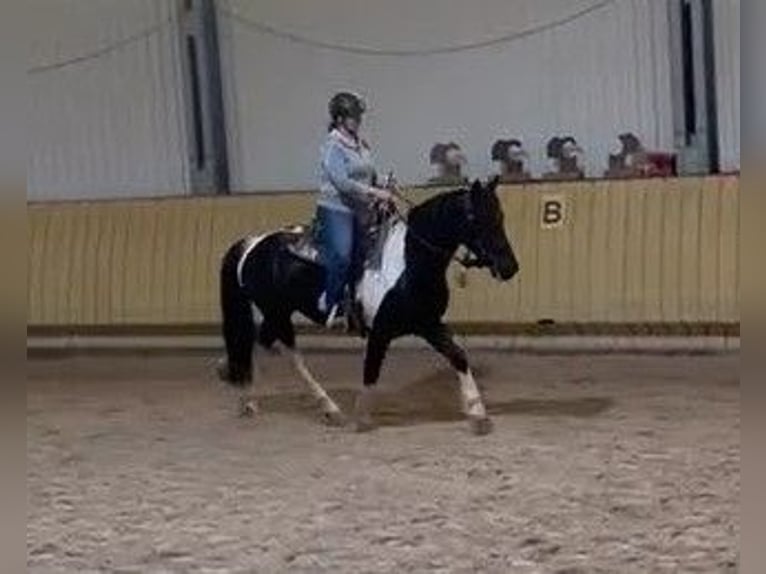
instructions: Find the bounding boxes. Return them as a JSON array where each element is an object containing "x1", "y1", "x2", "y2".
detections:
[
  {"x1": 353, "y1": 328, "x2": 393, "y2": 432},
  {"x1": 421, "y1": 323, "x2": 493, "y2": 435}
]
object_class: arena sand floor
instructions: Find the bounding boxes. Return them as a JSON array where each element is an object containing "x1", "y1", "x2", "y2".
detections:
[{"x1": 28, "y1": 350, "x2": 739, "y2": 573}]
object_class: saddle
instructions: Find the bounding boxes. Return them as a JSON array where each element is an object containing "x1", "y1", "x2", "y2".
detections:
[
  {"x1": 283, "y1": 224, "x2": 321, "y2": 264},
  {"x1": 283, "y1": 209, "x2": 397, "y2": 336},
  {"x1": 285, "y1": 211, "x2": 395, "y2": 274}
]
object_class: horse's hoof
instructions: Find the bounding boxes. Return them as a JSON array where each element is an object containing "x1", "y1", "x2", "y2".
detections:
[
  {"x1": 469, "y1": 416, "x2": 494, "y2": 436},
  {"x1": 354, "y1": 418, "x2": 377, "y2": 433},
  {"x1": 353, "y1": 388, "x2": 377, "y2": 433},
  {"x1": 321, "y1": 409, "x2": 346, "y2": 427},
  {"x1": 264, "y1": 345, "x2": 281, "y2": 357},
  {"x1": 239, "y1": 401, "x2": 257, "y2": 418},
  {"x1": 216, "y1": 360, "x2": 229, "y2": 382}
]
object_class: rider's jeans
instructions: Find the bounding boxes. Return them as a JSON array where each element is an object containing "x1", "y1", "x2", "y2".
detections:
[{"x1": 317, "y1": 204, "x2": 354, "y2": 311}]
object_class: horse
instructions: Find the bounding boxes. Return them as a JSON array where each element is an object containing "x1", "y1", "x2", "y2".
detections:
[{"x1": 217, "y1": 176, "x2": 519, "y2": 434}]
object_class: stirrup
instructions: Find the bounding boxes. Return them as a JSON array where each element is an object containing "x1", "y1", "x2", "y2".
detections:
[
  {"x1": 317, "y1": 291, "x2": 328, "y2": 314},
  {"x1": 325, "y1": 304, "x2": 343, "y2": 328},
  {"x1": 345, "y1": 301, "x2": 368, "y2": 337}
]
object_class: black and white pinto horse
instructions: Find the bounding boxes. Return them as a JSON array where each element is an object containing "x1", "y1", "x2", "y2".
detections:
[{"x1": 217, "y1": 177, "x2": 519, "y2": 434}]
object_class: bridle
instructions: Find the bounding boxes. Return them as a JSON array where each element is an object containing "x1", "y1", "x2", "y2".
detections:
[{"x1": 385, "y1": 186, "x2": 490, "y2": 270}]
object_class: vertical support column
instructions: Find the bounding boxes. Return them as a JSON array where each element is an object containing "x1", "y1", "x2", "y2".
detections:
[
  {"x1": 668, "y1": 0, "x2": 720, "y2": 175},
  {"x1": 699, "y1": 0, "x2": 719, "y2": 172},
  {"x1": 180, "y1": 0, "x2": 229, "y2": 194}
]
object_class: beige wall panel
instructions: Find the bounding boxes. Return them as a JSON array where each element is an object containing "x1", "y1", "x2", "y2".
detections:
[
  {"x1": 501, "y1": 191, "x2": 527, "y2": 321},
  {"x1": 556, "y1": 185, "x2": 577, "y2": 322},
  {"x1": 718, "y1": 177, "x2": 739, "y2": 322},
  {"x1": 534, "y1": 183, "x2": 561, "y2": 320},
  {"x1": 623, "y1": 183, "x2": 647, "y2": 322},
  {"x1": 570, "y1": 184, "x2": 594, "y2": 321},
  {"x1": 587, "y1": 184, "x2": 611, "y2": 322},
  {"x1": 605, "y1": 181, "x2": 629, "y2": 322},
  {"x1": 642, "y1": 184, "x2": 665, "y2": 322},
  {"x1": 659, "y1": 180, "x2": 682, "y2": 321},
  {"x1": 699, "y1": 179, "x2": 723, "y2": 322},
  {"x1": 28, "y1": 177, "x2": 739, "y2": 329},
  {"x1": 108, "y1": 207, "x2": 130, "y2": 324},
  {"x1": 678, "y1": 178, "x2": 703, "y2": 321},
  {"x1": 509, "y1": 189, "x2": 540, "y2": 323},
  {"x1": 126, "y1": 203, "x2": 159, "y2": 323},
  {"x1": 45, "y1": 209, "x2": 70, "y2": 324},
  {"x1": 27, "y1": 209, "x2": 46, "y2": 325},
  {"x1": 188, "y1": 198, "x2": 216, "y2": 324}
]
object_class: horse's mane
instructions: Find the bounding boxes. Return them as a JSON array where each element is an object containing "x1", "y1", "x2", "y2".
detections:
[{"x1": 407, "y1": 188, "x2": 467, "y2": 221}]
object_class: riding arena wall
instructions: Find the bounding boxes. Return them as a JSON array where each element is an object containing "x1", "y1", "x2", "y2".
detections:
[{"x1": 28, "y1": 176, "x2": 739, "y2": 337}]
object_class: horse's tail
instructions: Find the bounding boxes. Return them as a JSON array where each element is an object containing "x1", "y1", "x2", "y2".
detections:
[{"x1": 218, "y1": 238, "x2": 258, "y2": 387}]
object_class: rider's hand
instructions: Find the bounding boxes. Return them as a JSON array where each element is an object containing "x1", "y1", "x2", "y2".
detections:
[{"x1": 370, "y1": 187, "x2": 394, "y2": 202}]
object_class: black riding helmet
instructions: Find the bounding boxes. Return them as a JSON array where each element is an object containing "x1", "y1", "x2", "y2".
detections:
[{"x1": 329, "y1": 92, "x2": 366, "y2": 124}]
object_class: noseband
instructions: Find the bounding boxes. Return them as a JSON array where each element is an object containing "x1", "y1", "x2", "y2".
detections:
[{"x1": 388, "y1": 187, "x2": 490, "y2": 270}]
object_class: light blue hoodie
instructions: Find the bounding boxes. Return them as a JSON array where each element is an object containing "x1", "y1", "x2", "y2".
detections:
[{"x1": 318, "y1": 129, "x2": 376, "y2": 213}]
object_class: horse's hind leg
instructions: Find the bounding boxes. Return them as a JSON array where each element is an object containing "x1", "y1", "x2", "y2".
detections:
[
  {"x1": 269, "y1": 316, "x2": 345, "y2": 426},
  {"x1": 353, "y1": 327, "x2": 393, "y2": 432},
  {"x1": 421, "y1": 322, "x2": 492, "y2": 435}
]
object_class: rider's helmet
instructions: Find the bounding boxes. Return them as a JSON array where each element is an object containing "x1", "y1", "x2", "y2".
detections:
[{"x1": 329, "y1": 92, "x2": 367, "y2": 125}]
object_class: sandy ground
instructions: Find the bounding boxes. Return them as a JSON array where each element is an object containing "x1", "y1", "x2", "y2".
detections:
[{"x1": 28, "y1": 350, "x2": 739, "y2": 573}]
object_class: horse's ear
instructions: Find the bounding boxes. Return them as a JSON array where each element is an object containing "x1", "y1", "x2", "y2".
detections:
[
  {"x1": 487, "y1": 175, "x2": 501, "y2": 192},
  {"x1": 470, "y1": 178, "x2": 483, "y2": 195}
]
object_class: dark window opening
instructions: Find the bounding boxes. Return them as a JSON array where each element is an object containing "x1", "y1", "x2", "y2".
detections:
[
  {"x1": 186, "y1": 36, "x2": 206, "y2": 171},
  {"x1": 681, "y1": 0, "x2": 697, "y2": 145},
  {"x1": 701, "y1": 0, "x2": 720, "y2": 172}
]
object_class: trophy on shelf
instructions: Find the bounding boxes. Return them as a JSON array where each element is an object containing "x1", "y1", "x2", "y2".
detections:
[
  {"x1": 605, "y1": 132, "x2": 677, "y2": 178},
  {"x1": 427, "y1": 142, "x2": 469, "y2": 186},
  {"x1": 491, "y1": 138, "x2": 531, "y2": 183},
  {"x1": 543, "y1": 136, "x2": 585, "y2": 181}
]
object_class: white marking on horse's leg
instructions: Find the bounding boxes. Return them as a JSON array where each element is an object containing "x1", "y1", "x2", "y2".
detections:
[
  {"x1": 458, "y1": 369, "x2": 487, "y2": 418},
  {"x1": 290, "y1": 350, "x2": 342, "y2": 416},
  {"x1": 239, "y1": 390, "x2": 258, "y2": 418}
]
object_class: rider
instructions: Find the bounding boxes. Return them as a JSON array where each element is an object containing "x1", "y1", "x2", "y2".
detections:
[{"x1": 316, "y1": 92, "x2": 393, "y2": 326}]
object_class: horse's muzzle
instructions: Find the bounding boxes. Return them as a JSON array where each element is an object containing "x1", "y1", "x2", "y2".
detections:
[{"x1": 493, "y1": 259, "x2": 519, "y2": 281}]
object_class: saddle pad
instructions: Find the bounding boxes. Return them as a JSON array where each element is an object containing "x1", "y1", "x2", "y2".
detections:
[
  {"x1": 357, "y1": 221, "x2": 407, "y2": 327},
  {"x1": 364, "y1": 218, "x2": 393, "y2": 271},
  {"x1": 284, "y1": 225, "x2": 321, "y2": 264}
]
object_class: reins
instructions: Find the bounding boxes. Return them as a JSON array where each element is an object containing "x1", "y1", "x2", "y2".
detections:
[{"x1": 386, "y1": 186, "x2": 483, "y2": 270}]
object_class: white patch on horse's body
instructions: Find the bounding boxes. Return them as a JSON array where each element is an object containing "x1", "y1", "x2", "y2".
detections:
[
  {"x1": 356, "y1": 221, "x2": 408, "y2": 327},
  {"x1": 236, "y1": 233, "x2": 270, "y2": 287}
]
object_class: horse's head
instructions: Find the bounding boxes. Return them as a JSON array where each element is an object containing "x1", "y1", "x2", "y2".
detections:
[{"x1": 462, "y1": 176, "x2": 519, "y2": 281}]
